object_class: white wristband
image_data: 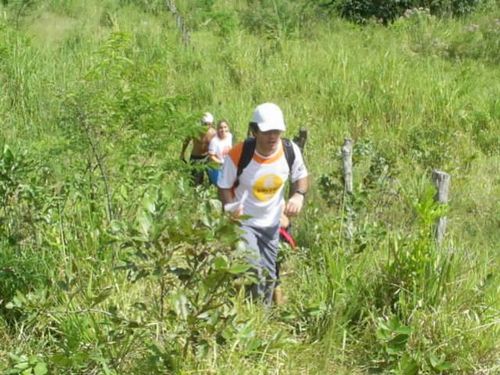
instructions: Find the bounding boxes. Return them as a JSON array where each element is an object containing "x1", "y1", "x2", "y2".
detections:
[{"x1": 224, "y1": 202, "x2": 240, "y2": 212}]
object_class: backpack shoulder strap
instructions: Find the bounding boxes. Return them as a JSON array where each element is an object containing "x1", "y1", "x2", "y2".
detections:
[
  {"x1": 234, "y1": 138, "x2": 256, "y2": 187},
  {"x1": 282, "y1": 138, "x2": 295, "y2": 173}
]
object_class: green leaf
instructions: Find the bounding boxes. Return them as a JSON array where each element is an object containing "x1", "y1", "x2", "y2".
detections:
[
  {"x1": 386, "y1": 334, "x2": 409, "y2": 354},
  {"x1": 213, "y1": 257, "x2": 228, "y2": 270},
  {"x1": 173, "y1": 293, "x2": 189, "y2": 320},
  {"x1": 127, "y1": 321, "x2": 140, "y2": 329},
  {"x1": 13, "y1": 293, "x2": 26, "y2": 307},
  {"x1": 119, "y1": 184, "x2": 128, "y2": 200},
  {"x1": 49, "y1": 354, "x2": 72, "y2": 366},
  {"x1": 142, "y1": 195, "x2": 156, "y2": 214},
  {"x1": 3, "y1": 145, "x2": 14, "y2": 164},
  {"x1": 435, "y1": 361, "x2": 453, "y2": 371},
  {"x1": 8, "y1": 353, "x2": 26, "y2": 362},
  {"x1": 92, "y1": 287, "x2": 113, "y2": 307},
  {"x1": 399, "y1": 353, "x2": 418, "y2": 375},
  {"x1": 228, "y1": 263, "x2": 250, "y2": 274},
  {"x1": 109, "y1": 220, "x2": 123, "y2": 234},
  {"x1": 33, "y1": 362, "x2": 48, "y2": 375},
  {"x1": 14, "y1": 362, "x2": 30, "y2": 370},
  {"x1": 429, "y1": 353, "x2": 442, "y2": 368},
  {"x1": 429, "y1": 353, "x2": 453, "y2": 371},
  {"x1": 138, "y1": 213, "x2": 152, "y2": 236},
  {"x1": 132, "y1": 302, "x2": 147, "y2": 311},
  {"x1": 394, "y1": 325, "x2": 412, "y2": 336}
]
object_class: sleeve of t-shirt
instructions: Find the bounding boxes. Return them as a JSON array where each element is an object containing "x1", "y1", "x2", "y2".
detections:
[
  {"x1": 217, "y1": 154, "x2": 237, "y2": 189},
  {"x1": 290, "y1": 142, "x2": 308, "y2": 183},
  {"x1": 208, "y1": 137, "x2": 217, "y2": 154}
]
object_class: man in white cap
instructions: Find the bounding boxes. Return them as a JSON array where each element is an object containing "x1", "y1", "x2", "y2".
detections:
[
  {"x1": 180, "y1": 112, "x2": 217, "y2": 185},
  {"x1": 217, "y1": 103, "x2": 309, "y2": 305}
]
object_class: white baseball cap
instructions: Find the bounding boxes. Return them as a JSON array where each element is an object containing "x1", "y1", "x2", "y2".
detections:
[
  {"x1": 251, "y1": 103, "x2": 286, "y2": 132},
  {"x1": 201, "y1": 112, "x2": 214, "y2": 124}
]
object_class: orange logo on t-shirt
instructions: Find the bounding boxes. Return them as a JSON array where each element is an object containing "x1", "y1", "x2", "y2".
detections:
[{"x1": 253, "y1": 174, "x2": 283, "y2": 201}]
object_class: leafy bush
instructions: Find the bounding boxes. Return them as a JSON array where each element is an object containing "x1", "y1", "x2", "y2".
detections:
[
  {"x1": 57, "y1": 31, "x2": 193, "y2": 222},
  {"x1": 112, "y1": 184, "x2": 253, "y2": 361},
  {"x1": 210, "y1": 10, "x2": 239, "y2": 39},
  {"x1": 0, "y1": 144, "x2": 52, "y2": 244},
  {"x1": 321, "y1": 0, "x2": 482, "y2": 24},
  {"x1": 176, "y1": 0, "x2": 216, "y2": 32},
  {"x1": 446, "y1": 16, "x2": 500, "y2": 64},
  {"x1": 0, "y1": 145, "x2": 56, "y2": 325}
]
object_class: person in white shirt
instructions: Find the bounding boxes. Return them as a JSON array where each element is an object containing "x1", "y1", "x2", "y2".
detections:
[
  {"x1": 207, "y1": 120, "x2": 233, "y2": 185},
  {"x1": 217, "y1": 103, "x2": 308, "y2": 305}
]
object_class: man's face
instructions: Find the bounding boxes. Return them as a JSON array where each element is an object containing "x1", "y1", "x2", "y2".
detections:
[{"x1": 255, "y1": 129, "x2": 282, "y2": 155}]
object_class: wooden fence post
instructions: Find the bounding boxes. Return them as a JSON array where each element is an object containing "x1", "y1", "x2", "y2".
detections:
[
  {"x1": 341, "y1": 138, "x2": 354, "y2": 240},
  {"x1": 432, "y1": 170, "x2": 451, "y2": 244},
  {"x1": 293, "y1": 128, "x2": 308, "y2": 153},
  {"x1": 341, "y1": 138, "x2": 353, "y2": 195},
  {"x1": 165, "y1": 0, "x2": 190, "y2": 47}
]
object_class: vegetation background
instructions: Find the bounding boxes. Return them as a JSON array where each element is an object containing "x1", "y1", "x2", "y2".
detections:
[{"x1": 0, "y1": 0, "x2": 498, "y2": 373}]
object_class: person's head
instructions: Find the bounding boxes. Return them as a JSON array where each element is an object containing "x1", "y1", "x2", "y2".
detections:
[
  {"x1": 217, "y1": 120, "x2": 230, "y2": 139},
  {"x1": 201, "y1": 112, "x2": 214, "y2": 126},
  {"x1": 249, "y1": 103, "x2": 286, "y2": 155}
]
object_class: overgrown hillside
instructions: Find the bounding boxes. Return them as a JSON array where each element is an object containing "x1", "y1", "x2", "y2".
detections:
[{"x1": 0, "y1": 0, "x2": 498, "y2": 374}]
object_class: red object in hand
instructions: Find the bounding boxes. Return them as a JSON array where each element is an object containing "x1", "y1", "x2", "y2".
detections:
[{"x1": 279, "y1": 227, "x2": 296, "y2": 249}]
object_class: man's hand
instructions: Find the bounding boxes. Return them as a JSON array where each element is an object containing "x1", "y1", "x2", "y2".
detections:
[
  {"x1": 284, "y1": 193, "x2": 304, "y2": 217},
  {"x1": 224, "y1": 203, "x2": 243, "y2": 221},
  {"x1": 220, "y1": 189, "x2": 247, "y2": 222}
]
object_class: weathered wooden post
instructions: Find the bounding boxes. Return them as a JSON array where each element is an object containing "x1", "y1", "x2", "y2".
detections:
[
  {"x1": 165, "y1": 0, "x2": 190, "y2": 47},
  {"x1": 293, "y1": 128, "x2": 308, "y2": 153},
  {"x1": 342, "y1": 138, "x2": 353, "y2": 194},
  {"x1": 342, "y1": 138, "x2": 354, "y2": 240},
  {"x1": 432, "y1": 170, "x2": 451, "y2": 244}
]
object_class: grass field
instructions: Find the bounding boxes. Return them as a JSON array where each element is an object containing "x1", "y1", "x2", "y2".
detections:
[{"x1": 0, "y1": 1, "x2": 498, "y2": 373}]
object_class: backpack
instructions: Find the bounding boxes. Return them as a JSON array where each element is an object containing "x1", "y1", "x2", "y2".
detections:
[{"x1": 234, "y1": 138, "x2": 295, "y2": 187}]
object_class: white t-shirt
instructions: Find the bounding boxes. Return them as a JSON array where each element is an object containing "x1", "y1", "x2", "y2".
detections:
[
  {"x1": 218, "y1": 140, "x2": 308, "y2": 227},
  {"x1": 208, "y1": 134, "x2": 233, "y2": 163}
]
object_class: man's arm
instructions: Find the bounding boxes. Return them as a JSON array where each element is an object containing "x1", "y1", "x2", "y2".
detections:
[
  {"x1": 218, "y1": 187, "x2": 243, "y2": 219},
  {"x1": 284, "y1": 176, "x2": 308, "y2": 217},
  {"x1": 218, "y1": 187, "x2": 234, "y2": 207},
  {"x1": 291, "y1": 176, "x2": 308, "y2": 196},
  {"x1": 208, "y1": 140, "x2": 223, "y2": 164},
  {"x1": 209, "y1": 153, "x2": 223, "y2": 164}
]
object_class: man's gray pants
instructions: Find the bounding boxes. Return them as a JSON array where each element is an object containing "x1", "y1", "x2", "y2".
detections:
[{"x1": 241, "y1": 224, "x2": 279, "y2": 306}]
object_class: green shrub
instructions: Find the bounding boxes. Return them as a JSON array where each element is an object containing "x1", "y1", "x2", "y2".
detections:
[
  {"x1": 0, "y1": 145, "x2": 56, "y2": 325},
  {"x1": 446, "y1": 16, "x2": 500, "y2": 64},
  {"x1": 323, "y1": 0, "x2": 482, "y2": 24}
]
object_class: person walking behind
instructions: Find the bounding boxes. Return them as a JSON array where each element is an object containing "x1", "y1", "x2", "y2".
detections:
[
  {"x1": 180, "y1": 112, "x2": 217, "y2": 186},
  {"x1": 207, "y1": 120, "x2": 233, "y2": 185},
  {"x1": 217, "y1": 103, "x2": 308, "y2": 306}
]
